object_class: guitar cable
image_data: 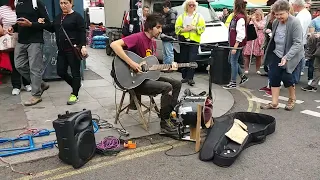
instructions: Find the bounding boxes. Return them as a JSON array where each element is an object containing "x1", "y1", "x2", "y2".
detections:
[{"x1": 112, "y1": 79, "x2": 130, "y2": 137}]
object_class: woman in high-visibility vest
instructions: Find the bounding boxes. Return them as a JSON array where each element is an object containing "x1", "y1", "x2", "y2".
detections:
[{"x1": 175, "y1": 0, "x2": 205, "y2": 86}]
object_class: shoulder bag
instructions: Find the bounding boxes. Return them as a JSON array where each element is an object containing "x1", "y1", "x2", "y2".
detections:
[
  {"x1": 61, "y1": 26, "x2": 88, "y2": 60},
  {"x1": 0, "y1": 33, "x2": 17, "y2": 51}
]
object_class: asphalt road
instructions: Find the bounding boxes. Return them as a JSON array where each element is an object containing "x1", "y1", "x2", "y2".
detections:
[{"x1": 1, "y1": 72, "x2": 320, "y2": 180}]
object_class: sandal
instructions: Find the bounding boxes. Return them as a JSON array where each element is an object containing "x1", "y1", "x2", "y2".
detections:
[
  {"x1": 260, "y1": 103, "x2": 279, "y2": 109},
  {"x1": 285, "y1": 98, "x2": 296, "y2": 111}
]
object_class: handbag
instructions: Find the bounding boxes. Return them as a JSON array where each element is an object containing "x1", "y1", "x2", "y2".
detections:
[
  {"x1": 0, "y1": 33, "x2": 17, "y2": 51},
  {"x1": 246, "y1": 24, "x2": 257, "y2": 41},
  {"x1": 61, "y1": 26, "x2": 88, "y2": 60}
]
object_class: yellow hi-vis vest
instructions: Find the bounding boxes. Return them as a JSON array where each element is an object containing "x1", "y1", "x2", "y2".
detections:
[
  {"x1": 225, "y1": 13, "x2": 234, "y2": 28},
  {"x1": 175, "y1": 12, "x2": 205, "y2": 43}
]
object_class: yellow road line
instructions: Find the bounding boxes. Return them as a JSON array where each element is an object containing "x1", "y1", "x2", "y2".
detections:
[
  {"x1": 244, "y1": 89, "x2": 261, "y2": 113},
  {"x1": 237, "y1": 87, "x2": 261, "y2": 113},
  {"x1": 17, "y1": 140, "x2": 180, "y2": 180},
  {"x1": 237, "y1": 87, "x2": 253, "y2": 112},
  {"x1": 43, "y1": 141, "x2": 187, "y2": 180}
]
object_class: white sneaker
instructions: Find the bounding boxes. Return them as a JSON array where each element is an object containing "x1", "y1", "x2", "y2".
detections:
[
  {"x1": 12, "y1": 88, "x2": 21, "y2": 95},
  {"x1": 318, "y1": 81, "x2": 320, "y2": 86},
  {"x1": 24, "y1": 85, "x2": 32, "y2": 92},
  {"x1": 256, "y1": 71, "x2": 262, "y2": 75},
  {"x1": 301, "y1": 72, "x2": 304, "y2": 76},
  {"x1": 244, "y1": 71, "x2": 249, "y2": 74},
  {"x1": 308, "y1": 80, "x2": 313, "y2": 85}
]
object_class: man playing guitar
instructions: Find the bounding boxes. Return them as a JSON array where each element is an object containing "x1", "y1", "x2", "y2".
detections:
[{"x1": 110, "y1": 14, "x2": 182, "y2": 135}]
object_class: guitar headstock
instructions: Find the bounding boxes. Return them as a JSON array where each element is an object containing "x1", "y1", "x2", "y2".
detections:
[{"x1": 189, "y1": 62, "x2": 198, "y2": 69}]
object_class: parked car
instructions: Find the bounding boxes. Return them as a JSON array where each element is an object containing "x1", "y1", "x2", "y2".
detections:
[{"x1": 153, "y1": 2, "x2": 229, "y2": 67}]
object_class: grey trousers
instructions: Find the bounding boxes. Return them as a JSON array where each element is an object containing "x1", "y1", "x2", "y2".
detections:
[{"x1": 14, "y1": 43, "x2": 44, "y2": 97}]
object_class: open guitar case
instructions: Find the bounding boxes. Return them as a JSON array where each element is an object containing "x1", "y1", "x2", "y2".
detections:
[
  {"x1": 197, "y1": 46, "x2": 276, "y2": 167},
  {"x1": 199, "y1": 112, "x2": 275, "y2": 167}
]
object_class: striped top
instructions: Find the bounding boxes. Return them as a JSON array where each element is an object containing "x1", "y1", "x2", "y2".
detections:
[{"x1": 0, "y1": 5, "x2": 17, "y2": 31}]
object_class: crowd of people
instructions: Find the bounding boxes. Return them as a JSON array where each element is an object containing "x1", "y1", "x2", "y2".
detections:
[{"x1": 219, "y1": 0, "x2": 319, "y2": 111}]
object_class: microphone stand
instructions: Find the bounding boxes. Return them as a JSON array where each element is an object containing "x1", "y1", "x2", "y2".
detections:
[{"x1": 166, "y1": 39, "x2": 242, "y2": 99}]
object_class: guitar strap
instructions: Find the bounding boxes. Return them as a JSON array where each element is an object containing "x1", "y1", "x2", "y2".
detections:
[
  {"x1": 151, "y1": 41, "x2": 155, "y2": 56},
  {"x1": 149, "y1": 40, "x2": 155, "y2": 56}
]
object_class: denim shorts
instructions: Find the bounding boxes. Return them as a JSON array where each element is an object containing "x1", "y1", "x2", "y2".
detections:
[{"x1": 268, "y1": 52, "x2": 294, "y2": 88}]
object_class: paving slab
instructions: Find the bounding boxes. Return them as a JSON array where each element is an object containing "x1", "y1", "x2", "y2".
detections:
[{"x1": 0, "y1": 87, "x2": 28, "y2": 132}]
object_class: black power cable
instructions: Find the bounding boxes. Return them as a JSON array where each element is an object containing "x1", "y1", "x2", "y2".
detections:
[{"x1": 142, "y1": 137, "x2": 200, "y2": 157}]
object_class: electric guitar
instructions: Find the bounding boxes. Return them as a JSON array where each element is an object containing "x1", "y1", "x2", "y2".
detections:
[{"x1": 113, "y1": 50, "x2": 198, "y2": 90}]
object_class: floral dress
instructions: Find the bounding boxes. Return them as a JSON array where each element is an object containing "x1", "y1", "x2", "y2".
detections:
[{"x1": 243, "y1": 19, "x2": 266, "y2": 56}]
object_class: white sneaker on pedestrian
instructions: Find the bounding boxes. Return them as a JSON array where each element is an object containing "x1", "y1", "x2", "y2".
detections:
[
  {"x1": 12, "y1": 88, "x2": 21, "y2": 95},
  {"x1": 308, "y1": 80, "x2": 313, "y2": 85},
  {"x1": 24, "y1": 85, "x2": 32, "y2": 92},
  {"x1": 244, "y1": 71, "x2": 249, "y2": 74},
  {"x1": 301, "y1": 72, "x2": 304, "y2": 76}
]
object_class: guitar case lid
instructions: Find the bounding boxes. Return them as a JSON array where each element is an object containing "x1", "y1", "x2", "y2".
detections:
[{"x1": 199, "y1": 112, "x2": 276, "y2": 167}]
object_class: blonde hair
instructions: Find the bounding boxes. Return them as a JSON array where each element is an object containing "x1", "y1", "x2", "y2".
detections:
[
  {"x1": 289, "y1": 5, "x2": 295, "y2": 15},
  {"x1": 182, "y1": 0, "x2": 198, "y2": 12},
  {"x1": 255, "y1": 8, "x2": 264, "y2": 20}
]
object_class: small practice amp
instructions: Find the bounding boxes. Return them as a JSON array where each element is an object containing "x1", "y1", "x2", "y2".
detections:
[{"x1": 53, "y1": 109, "x2": 96, "y2": 169}]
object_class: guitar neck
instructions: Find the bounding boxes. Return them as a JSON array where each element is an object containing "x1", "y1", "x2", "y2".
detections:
[{"x1": 149, "y1": 63, "x2": 190, "y2": 71}]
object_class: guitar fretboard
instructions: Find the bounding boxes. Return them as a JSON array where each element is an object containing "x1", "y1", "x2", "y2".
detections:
[{"x1": 149, "y1": 63, "x2": 191, "y2": 71}]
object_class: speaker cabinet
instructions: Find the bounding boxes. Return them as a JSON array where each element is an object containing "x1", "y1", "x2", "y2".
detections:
[{"x1": 53, "y1": 109, "x2": 96, "y2": 169}]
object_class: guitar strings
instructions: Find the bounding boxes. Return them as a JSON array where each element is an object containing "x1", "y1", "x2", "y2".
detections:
[{"x1": 149, "y1": 63, "x2": 191, "y2": 70}]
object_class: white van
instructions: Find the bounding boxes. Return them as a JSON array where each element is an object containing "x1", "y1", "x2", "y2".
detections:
[{"x1": 150, "y1": 0, "x2": 229, "y2": 67}]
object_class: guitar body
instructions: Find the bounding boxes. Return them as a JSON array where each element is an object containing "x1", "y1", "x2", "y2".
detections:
[{"x1": 113, "y1": 50, "x2": 161, "y2": 90}]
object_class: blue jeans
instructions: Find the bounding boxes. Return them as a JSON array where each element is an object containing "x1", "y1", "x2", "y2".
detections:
[
  {"x1": 301, "y1": 58, "x2": 306, "y2": 74},
  {"x1": 228, "y1": 50, "x2": 243, "y2": 82},
  {"x1": 162, "y1": 41, "x2": 174, "y2": 64},
  {"x1": 292, "y1": 58, "x2": 303, "y2": 84},
  {"x1": 307, "y1": 58, "x2": 314, "y2": 80}
]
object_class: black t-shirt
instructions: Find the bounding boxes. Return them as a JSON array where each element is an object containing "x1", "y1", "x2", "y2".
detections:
[
  {"x1": 48, "y1": 11, "x2": 86, "y2": 51},
  {"x1": 15, "y1": 0, "x2": 50, "y2": 44}
]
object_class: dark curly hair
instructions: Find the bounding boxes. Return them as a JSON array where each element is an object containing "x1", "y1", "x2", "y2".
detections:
[{"x1": 144, "y1": 13, "x2": 164, "y2": 32}]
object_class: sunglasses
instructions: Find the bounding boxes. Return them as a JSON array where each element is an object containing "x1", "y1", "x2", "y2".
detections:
[{"x1": 188, "y1": 4, "x2": 195, "y2": 7}]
